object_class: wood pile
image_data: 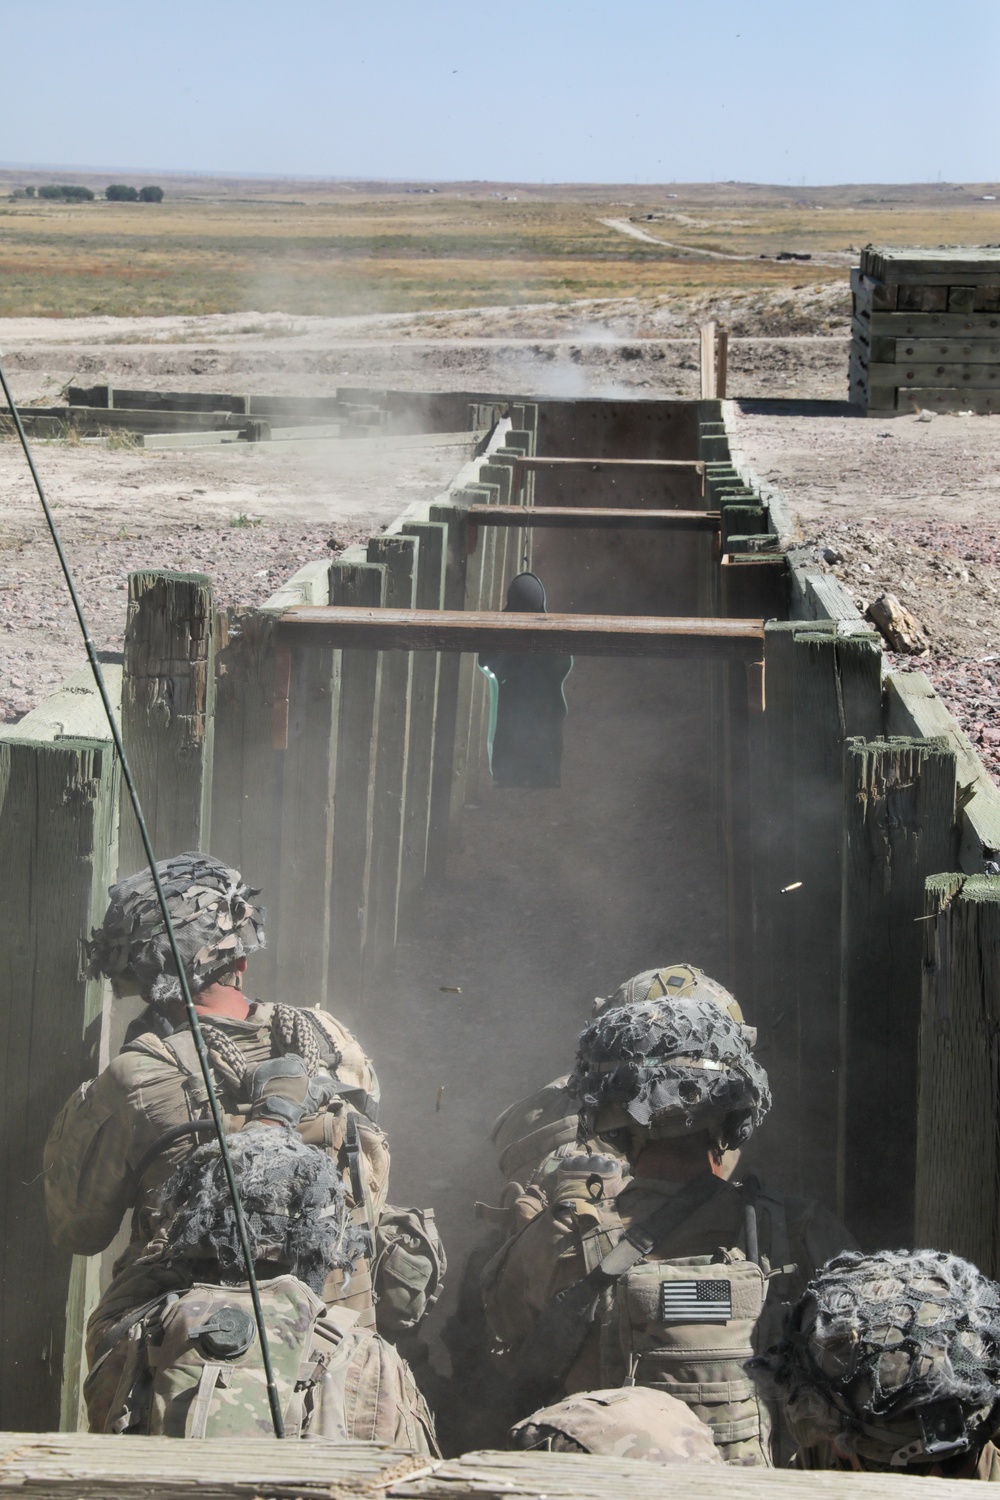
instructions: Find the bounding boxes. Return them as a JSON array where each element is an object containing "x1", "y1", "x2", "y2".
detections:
[{"x1": 849, "y1": 246, "x2": 1000, "y2": 414}]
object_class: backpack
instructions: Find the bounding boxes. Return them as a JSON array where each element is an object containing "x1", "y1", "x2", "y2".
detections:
[
  {"x1": 102, "y1": 1274, "x2": 436, "y2": 1451},
  {"x1": 372, "y1": 1206, "x2": 447, "y2": 1338}
]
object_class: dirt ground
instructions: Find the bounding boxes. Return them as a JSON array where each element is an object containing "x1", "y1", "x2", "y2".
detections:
[{"x1": 2, "y1": 293, "x2": 996, "y2": 761}]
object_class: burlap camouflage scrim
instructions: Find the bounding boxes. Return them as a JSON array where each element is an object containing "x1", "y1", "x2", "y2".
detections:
[
  {"x1": 87, "y1": 852, "x2": 265, "y2": 1008},
  {"x1": 568, "y1": 994, "x2": 771, "y2": 1147},
  {"x1": 509, "y1": 1386, "x2": 722, "y2": 1463},
  {"x1": 749, "y1": 1249, "x2": 1000, "y2": 1468},
  {"x1": 157, "y1": 1126, "x2": 368, "y2": 1293}
]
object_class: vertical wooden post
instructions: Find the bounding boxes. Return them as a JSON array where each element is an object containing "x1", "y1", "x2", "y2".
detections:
[
  {"x1": 0, "y1": 737, "x2": 118, "y2": 1431},
  {"x1": 268, "y1": 562, "x2": 340, "y2": 1011},
  {"x1": 363, "y1": 535, "x2": 418, "y2": 985},
  {"x1": 211, "y1": 609, "x2": 280, "y2": 995},
  {"x1": 758, "y1": 622, "x2": 882, "y2": 1202},
  {"x1": 449, "y1": 487, "x2": 492, "y2": 841},
  {"x1": 716, "y1": 327, "x2": 729, "y2": 399},
  {"x1": 426, "y1": 500, "x2": 469, "y2": 879},
  {"x1": 398, "y1": 519, "x2": 447, "y2": 932},
  {"x1": 915, "y1": 873, "x2": 1000, "y2": 1277},
  {"x1": 118, "y1": 570, "x2": 215, "y2": 876},
  {"x1": 328, "y1": 551, "x2": 386, "y2": 1014},
  {"x1": 700, "y1": 321, "x2": 718, "y2": 399},
  {"x1": 838, "y1": 737, "x2": 957, "y2": 1244}
]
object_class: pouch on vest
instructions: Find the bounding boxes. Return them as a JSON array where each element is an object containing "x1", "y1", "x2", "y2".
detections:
[
  {"x1": 109, "y1": 1276, "x2": 323, "y2": 1437},
  {"x1": 602, "y1": 1254, "x2": 770, "y2": 1467},
  {"x1": 373, "y1": 1206, "x2": 446, "y2": 1338}
]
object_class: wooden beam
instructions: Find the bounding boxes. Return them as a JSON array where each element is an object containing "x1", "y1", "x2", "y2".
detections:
[
  {"x1": 118, "y1": 571, "x2": 215, "y2": 877},
  {"x1": 277, "y1": 608, "x2": 765, "y2": 661},
  {"x1": 465, "y1": 506, "x2": 720, "y2": 531},
  {"x1": 512, "y1": 456, "x2": 706, "y2": 472}
]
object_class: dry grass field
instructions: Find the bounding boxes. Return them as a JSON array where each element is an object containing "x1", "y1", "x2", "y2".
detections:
[{"x1": 0, "y1": 171, "x2": 997, "y2": 320}]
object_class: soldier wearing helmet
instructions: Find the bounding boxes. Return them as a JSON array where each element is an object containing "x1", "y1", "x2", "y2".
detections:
[
  {"x1": 43, "y1": 853, "x2": 387, "y2": 1431},
  {"x1": 481, "y1": 983, "x2": 856, "y2": 1465},
  {"x1": 508, "y1": 1386, "x2": 721, "y2": 1464},
  {"x1": 749, "y1": 1250, "x2": 1000, "y2": 1478}
]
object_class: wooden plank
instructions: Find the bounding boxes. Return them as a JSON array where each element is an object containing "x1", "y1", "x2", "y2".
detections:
[
  {"x1": 838, "y1": 737, "x2": 957, "y2": 1244},
  {"x1": 425, "y1": 501, "x2": 468, "y2": 880},
  {"x1": 466, "y1": 506, "x2": 720, "y2": 531},
  {"x1": 364, "y1": 535, "x2": 418, "y2": 983},
  {"x1": 869, "y1": 361, "x2": 1000, "y2": 386},
  {"x1": 397, "y1": 520, "x2": 447, "y2": 933},
  {"x1": 720, "y1": 554, "x2": 788, "y2": 620},
  {"x1": 270, "y1": 564, "x2": 338, "y2": 1011},
  {"x1": 105, "y1": 388, "x2": 249, "y2": 414},
  {"x1": 0, "y1": 1432, "x2": 421, "y2": 1499},
  {"x1": 391, "y1": 1447, "x2": 975, "y2": 1500},
  {"x1": 276, "y1": 608, "x2": 765, "y2": 661},
  {"x1": 118, "y1": 571, "x2": 214, "y2": 877},
  {"x1": 884, "y1": 670, "x2": 1000, "y2": 874},
  {"x1": 0, "y1": 738, "x2": 118, "y2": 1431},
  {"x1": 870, "y1": 310, "x2": 1000, "y2": 336},
  {"x1": 899, "y1": 388, "x2": 1000, "y2": 413},
  {"x1": 211, "y1": 609, "x2": 280, "y2": 994},
  {"x1": 717, "y1": 327, "x2": 729, "y2": 399},
  {"x1": 513, "y1": 456, "x2": 705, "y2": 473},
  {"x1": 328, "y1": 554, "x2": 386, "y2": 1011},
  {"x1": 700, "y1": 320, "x2": 717, "y2": 399},
  {"x1": 895, "y1": 338, "x2": 1000, "y2": 362},
  {"x1": 915, "y1": 873, "x2": 1000, "y2": 1279}
]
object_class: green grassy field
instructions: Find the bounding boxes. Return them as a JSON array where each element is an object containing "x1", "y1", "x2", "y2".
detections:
[{"x1": 0, "y1": 178, "x2": 996, "y2": 318}]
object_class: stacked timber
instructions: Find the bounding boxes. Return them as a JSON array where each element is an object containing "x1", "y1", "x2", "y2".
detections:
[{"x1": 850, "y1": 246, "x2": 1000, "y2": 414}]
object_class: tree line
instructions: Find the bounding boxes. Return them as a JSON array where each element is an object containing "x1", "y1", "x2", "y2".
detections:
[{"x1": 11, "y1": 184, "x2": 164, "y2": 202}]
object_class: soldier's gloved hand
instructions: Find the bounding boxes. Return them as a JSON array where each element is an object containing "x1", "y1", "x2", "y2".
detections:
[
  {"x1": 244, "y1": 1053, "x2": 312, "y2": 1127},
  {"x1": 305, "y1": 1070, "x2": 337, "y2": 1115}
]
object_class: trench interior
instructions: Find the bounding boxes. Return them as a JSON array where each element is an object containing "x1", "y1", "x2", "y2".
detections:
[{"x1": 348, "y1": 403, "x2": 749, "y2": 1360}]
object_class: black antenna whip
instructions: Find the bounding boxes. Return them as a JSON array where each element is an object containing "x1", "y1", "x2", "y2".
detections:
[{"x1": 0, "y1": 358, "x2": 286, "y2": 1439}]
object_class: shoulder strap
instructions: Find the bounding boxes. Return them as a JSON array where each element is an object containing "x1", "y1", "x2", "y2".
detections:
[
  {"x1": 345, "y1": 1114, "x2": 376, "y2": 1250},
  {"x1": 512, "y1": 1173, "x2": 726, "y2": 1411}
]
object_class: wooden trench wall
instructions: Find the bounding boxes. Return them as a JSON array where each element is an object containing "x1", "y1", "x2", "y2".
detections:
[{"x1": 1, "y1": 391, "x2": 999, "y2": 1433}]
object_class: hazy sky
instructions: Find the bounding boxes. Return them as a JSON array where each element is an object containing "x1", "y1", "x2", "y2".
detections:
[{"x1": 1, "y1": 0, "x2": 996, "y2": 185}]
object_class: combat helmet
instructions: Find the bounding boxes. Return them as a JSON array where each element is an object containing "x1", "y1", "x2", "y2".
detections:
[
  {"x1": 748, "y1": 1249, "x2": 1000, "y2": 1471},
  {"x1": 568, "y1": 993, "x2": 771, "y2": 1151},
  {"x1": 157, "y1": 1127, "x2": 367, "y2": 1294},
  {"x1": 87, "y1": 852, "x2": 265, "y2": 1010},
  {"x1": 595, "y1": 962, "x2": 757, "y2": 1048},
  {"x1": 509, "y1": 1387, "x2": 721, "y2": 1463}
]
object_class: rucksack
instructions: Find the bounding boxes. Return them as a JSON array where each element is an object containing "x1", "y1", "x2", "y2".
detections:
[
  {"x1": 102, "y1": 1274, "x2": 435, "y2": 1451},
  {"x1": 372, "y1": 1206, "x2": 447, "y2": 1338}
]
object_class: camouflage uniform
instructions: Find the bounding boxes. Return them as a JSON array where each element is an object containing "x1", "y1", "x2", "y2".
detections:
[
  {"x1": 482, "y1": 989, "x2": 857, "y2": 1466},
  {"x1": 89, "y1": 1131, "x2": 435, "y2": 1451},
  {"x1": 44, "y1": 855, "x2": 388, "y2": 1424},
  {"x1": 750, "y1": 1249, "x2": 1000, "y2": 1478},
  {"x1": 509, "y1": 1386, "x2": 721, "y2": 1463}
]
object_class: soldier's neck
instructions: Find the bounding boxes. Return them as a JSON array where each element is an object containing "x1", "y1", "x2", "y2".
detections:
[{"x1": 194, "y1": 984, "x2": 251, "y2": 1021}]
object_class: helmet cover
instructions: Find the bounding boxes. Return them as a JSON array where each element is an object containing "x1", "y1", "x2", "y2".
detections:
[
  {"x1": 509, "y1": 1386, "x2": 722, "y2": 1463},
  {"x1": 748, "y1": 1249, "x2": 1000, "y2": 1468},
  {"x1": 87, "y1": 852, "x2": 265, "y2": 1009},
  {"x1": 158, "y1": 1126, "x2": 366, "y2": 1294},
  {"x1": 595, "y1": 963, "x2": 756, "y2": 1048},
  {"x1": 568, "y1": 994, "x2": 770, "y2": 1149}
]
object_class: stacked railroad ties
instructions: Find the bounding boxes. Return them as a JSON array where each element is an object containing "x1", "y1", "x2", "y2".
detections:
[{"x1": 850, "y1": 245, "x2": 1000, "y2": 414}]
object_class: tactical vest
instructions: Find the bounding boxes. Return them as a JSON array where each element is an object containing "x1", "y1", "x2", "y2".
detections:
[
  {"x1": 498, "y1": 1175, "x2": 797, "y2": 1467},
  {"x1": 100, "y1": 1274, "x2": 436, "y2": 1451}
]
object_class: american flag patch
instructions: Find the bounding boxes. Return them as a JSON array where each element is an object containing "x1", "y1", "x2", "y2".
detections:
[{"x1": 660, "y1": 1278, "x2": 732, "y2": 1323}]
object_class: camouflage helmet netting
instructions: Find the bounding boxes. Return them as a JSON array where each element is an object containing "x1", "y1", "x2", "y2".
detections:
[
  {"x1": 158, "y1": 1126, "x2": 366, "y2": 1294},
  {"x1": 87, "y1": 852, "x2": 265, "y2": 1007},
  {"x1": 568, "y1": 994, "x2": 771, "y2": 1148},
  {"x1": 748, "y1": 1249, "x2": 1000, "y2": 1464}
]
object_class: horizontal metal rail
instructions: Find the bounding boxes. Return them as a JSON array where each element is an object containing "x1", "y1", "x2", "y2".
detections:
[
  {"x1": 276, "y1": 607, "x2": 765, "y2": 660},
  {"x1": 466, "y1": 505, "x2": 720, "y2": 530}
]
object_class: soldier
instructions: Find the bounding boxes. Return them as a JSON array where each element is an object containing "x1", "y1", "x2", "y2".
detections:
[
  {"x1": 43, "y1": 853, "x2": 389, "y2": 1426},
  {"x1": 508, "y1": 1387, "x2": 722, "y2": 1464},
  {"x1": 748, "y1": 1249, "x2": 1000, "y2": 1479},
  {"x1": 481, "y1": 991, "x2": 856, "y2": 1465},
  {"x1": 92, "y1": 1125, "x2": 437, "y2": 1451}
]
